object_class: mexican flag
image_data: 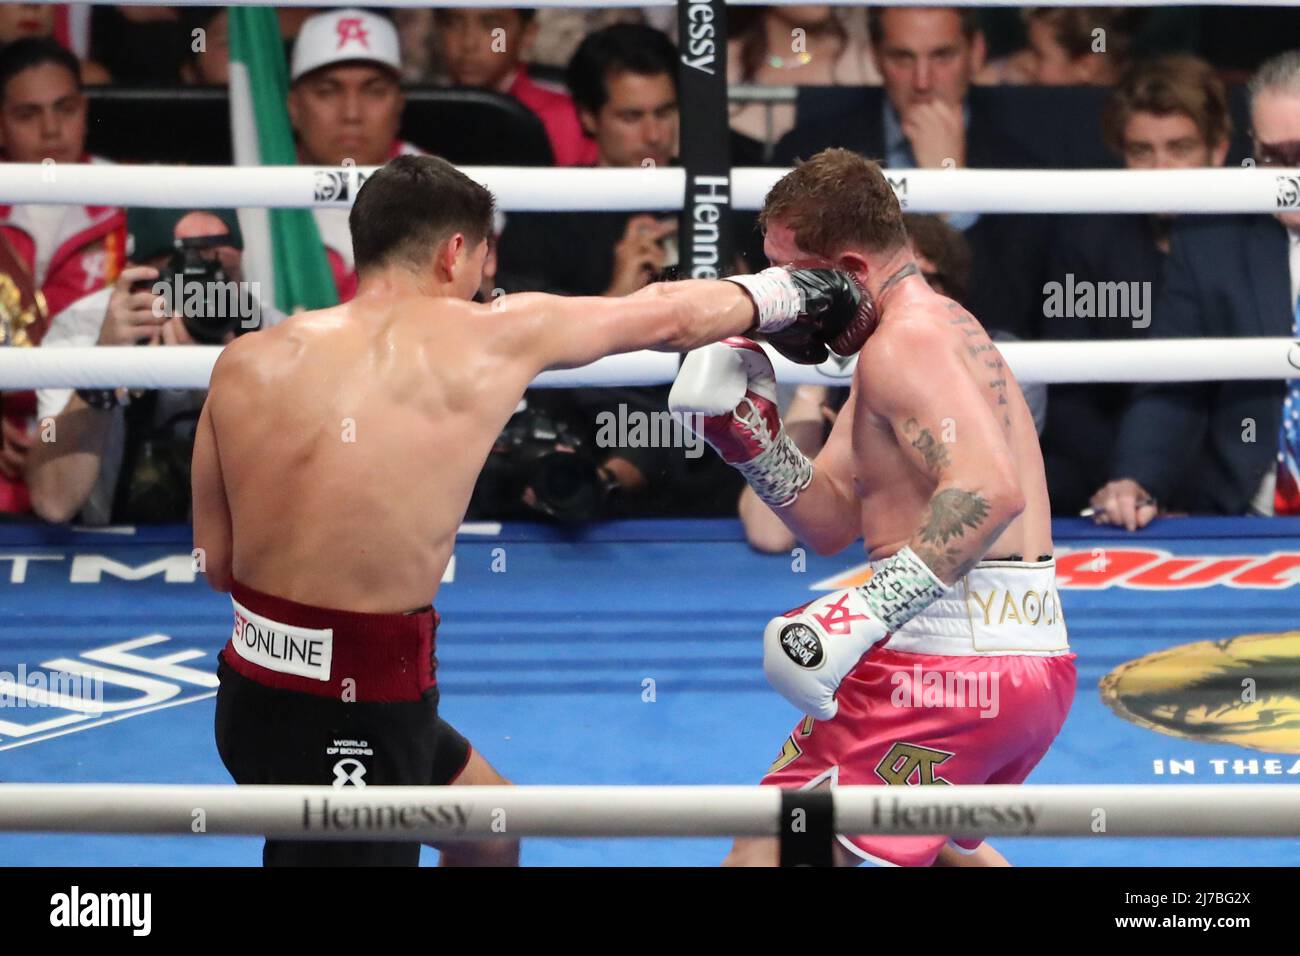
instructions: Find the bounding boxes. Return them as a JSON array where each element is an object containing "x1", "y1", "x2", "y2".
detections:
[{"x1": 227, "y1": 6, "x2": 337, "y2": 314}]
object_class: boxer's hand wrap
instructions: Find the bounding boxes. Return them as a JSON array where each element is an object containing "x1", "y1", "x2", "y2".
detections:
[
  {"x1": 763, "y1": 548, "x2": 949, "y2": 719},
  {"x1": 669, "y1": 338, "x2": 813, "y2": 509},
  {"x1": 856, "y1": 546, "x2": 949, "y2": 632},
  {"x1": 725, "y1": 267, "x2": 878, "y2": 365},
  {"x1": 723, "y1": 268, "x2": 806, "y2": 334}
]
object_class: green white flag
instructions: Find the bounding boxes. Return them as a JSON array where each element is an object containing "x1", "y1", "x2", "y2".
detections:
[{"x1": 227, "y1": 6, "x2": 337, "y2": 314}]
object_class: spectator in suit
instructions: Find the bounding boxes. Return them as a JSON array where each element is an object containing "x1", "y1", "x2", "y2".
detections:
[
  {"x1": 1042, "y1": 55, "x2": 1231, "y2": 514},
  {"x1": 1089, "y1": 50, "x2": 1300, "y2": 527},
  {"x1": 774, "y1": 6, "x2": 1049, "y2": 340},
  {"x1": 433, "y1": 7, "x2": 596, "y2": 166}
]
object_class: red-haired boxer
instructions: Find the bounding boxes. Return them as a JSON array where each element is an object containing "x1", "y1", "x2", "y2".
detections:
[
  {"x1": 195, "y1": 154, "x2": 868, "y2": 867},
  {"x1": 671, "y1": 148, "x2": 1077, "y2": 867}
]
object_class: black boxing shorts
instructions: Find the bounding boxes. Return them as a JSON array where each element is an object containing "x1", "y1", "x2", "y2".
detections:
[{"x1": 214, "y1": 581, "x2": 471, "y2": 867}]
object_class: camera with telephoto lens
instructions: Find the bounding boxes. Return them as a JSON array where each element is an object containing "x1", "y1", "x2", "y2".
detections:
[
  {"x1": 135, "y1": 235, "x2": 256, "y2": 344},
  {"x1": 473, "y1": 402, "x2": 613, "y2": 524}
]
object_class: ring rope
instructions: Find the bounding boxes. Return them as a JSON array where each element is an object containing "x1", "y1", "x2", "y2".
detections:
[
  {"x1": 1, "y1": 164, "x2": 1296, "y2": 214},
  {"x1": 1, "y1": 339, "x2": 1296, "y2": 391},
  {"x1": 0, "y1": 783, "x2": 1296, "y2": 839}
]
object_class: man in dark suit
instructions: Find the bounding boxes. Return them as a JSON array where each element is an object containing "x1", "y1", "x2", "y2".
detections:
[
  {"x1": 773, "y1": 6, "x2": 1049, "y2": 340},
  {"x1": 1090, "y1": 50, "x2": 1300, "y2": 527},
  {"x1": 1042, "y1": 55, "x2": 1232, "y2": 514}
]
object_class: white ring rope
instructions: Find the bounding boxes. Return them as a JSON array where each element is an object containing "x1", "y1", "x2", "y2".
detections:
[
  {"x1": 1, "y1": 339, "x2": 1296, "y2": 392},
  {"x1": 0, "y1": 783, "x2": 1295, "y2": 839},
  {"x1": 1, "y1": 164, "x2": 1297, "y2": 215}
]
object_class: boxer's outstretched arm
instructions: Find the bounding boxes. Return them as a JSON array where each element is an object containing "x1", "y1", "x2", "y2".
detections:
[
  {"x1": 493, "y1": 280, "x2": 756, "y2": 373},
  {"x1": 862, "y1": 322, "x2": 1025, "y2": 585}
]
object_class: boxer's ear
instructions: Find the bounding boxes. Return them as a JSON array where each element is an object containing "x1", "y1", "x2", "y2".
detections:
[{"x1": 836, "y1": 251, "x2": 870, "y2": 283}]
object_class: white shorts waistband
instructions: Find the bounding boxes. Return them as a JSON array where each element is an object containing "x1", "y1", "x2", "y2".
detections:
[{"x1": 883, "y1": 559, "x2": 1070, "y2": 657}]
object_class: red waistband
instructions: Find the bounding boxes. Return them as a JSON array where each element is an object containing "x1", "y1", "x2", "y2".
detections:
[{"x1": 221, "y1": 580, "x2": 438, "y2": 703}]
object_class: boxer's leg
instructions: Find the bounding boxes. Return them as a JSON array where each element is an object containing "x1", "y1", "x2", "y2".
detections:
[
  {"x1": 428, "y1": 719, "x2": 520, "y2": 867},
  {"x1": 722, "y1": 778, "x2": 861, "y2": 867},
  {"x1": 723, "y1": 837, "x2": 863, "y2": 867},
  {"x1": 932, "y1": 842, "x2": 1011, "y2": 867}
]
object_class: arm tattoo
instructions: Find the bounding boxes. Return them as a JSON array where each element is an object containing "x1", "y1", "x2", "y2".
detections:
[
  {"x1": 903, "y1": 417, "x2": 950, "y2": 474},
  {"x1": 918, "y1": 489, "x2": 990, "y2": 548},
  {"x1": 914, "y1": 489, "x2": 994, "y2": 581}
]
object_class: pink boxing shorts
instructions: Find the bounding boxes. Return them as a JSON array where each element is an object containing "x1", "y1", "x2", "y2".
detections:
[{"x1": 760, "y1": 558, "x2": 1077, "y2": 867}]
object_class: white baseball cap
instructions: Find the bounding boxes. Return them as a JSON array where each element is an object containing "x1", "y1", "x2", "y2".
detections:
[{"x1": 290, "y1": 8, "x2": 401, "y2": 83}]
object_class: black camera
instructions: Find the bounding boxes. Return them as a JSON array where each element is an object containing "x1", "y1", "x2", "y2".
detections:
[
  {"x1": 473, "y1": 402, "x2": 613, "y2": 524},
  {"x1": 136, "y1": 235, "x2": 258, "y2": 344}
]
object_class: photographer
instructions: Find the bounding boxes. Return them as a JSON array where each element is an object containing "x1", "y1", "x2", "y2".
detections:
[
  {"x1": 467, "y1": 388, "x2": 743, "y2": 524},
  {"x1": 26, "y1": 207, "x2": 279, "y2": 525}
]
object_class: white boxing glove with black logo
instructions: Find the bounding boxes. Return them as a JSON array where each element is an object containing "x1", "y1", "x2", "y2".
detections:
[{"x1": 763, "y1": 547, "x2": 949, "y2": 720}]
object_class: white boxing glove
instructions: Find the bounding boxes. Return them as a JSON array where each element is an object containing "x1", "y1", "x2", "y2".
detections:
[
  {"x1": 764, "y1": 547, "x2": 949, "y2": 720},
  {"x1": 669, "y1": 337, "x2": 813, "y2": 508},
  {"x1": 763, "y1": 587, "x2": 886, "y2": 721}
]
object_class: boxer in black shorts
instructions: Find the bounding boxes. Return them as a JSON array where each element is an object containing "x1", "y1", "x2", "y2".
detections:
[
  {"x1": 192, "y1": 155, "x2": 866, "y2": 867},
  {"x1": 213, "y1": 583, "x2": 474, "y2": 866}
]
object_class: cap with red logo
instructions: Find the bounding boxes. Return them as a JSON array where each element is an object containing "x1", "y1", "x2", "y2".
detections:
[{"x1": 290, "y1": 8, "x2": 402, "y2": 83}]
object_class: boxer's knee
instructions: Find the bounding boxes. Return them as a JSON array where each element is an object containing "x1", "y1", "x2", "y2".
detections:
[{"x1": 432, "y1": 747, "x2": 520, "y2": 865}]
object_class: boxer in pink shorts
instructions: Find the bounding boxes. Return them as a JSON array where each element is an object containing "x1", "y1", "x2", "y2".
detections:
[
  {"x1": 671, "y1": 148, "x2": 1078, "y2": 866},
  {"x1": 760, "y1": 560, "x2": 1076, "y2": 866}
]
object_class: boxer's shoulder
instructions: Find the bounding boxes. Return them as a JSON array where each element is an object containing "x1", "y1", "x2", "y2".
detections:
[
  {"x1": 211, "y1": 306, "x2": 338, "y2": 390},
  {"x1": 209, "y1": 325, "x2": 263, "y2": 383},
  {"x1": 855, "y1": 307, "x2": 950, "y2": 386}
]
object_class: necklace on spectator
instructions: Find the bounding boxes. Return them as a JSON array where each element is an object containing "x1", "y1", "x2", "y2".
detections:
[{"x1": 767, "y1": 51, "x2": 814, "y2": 69}]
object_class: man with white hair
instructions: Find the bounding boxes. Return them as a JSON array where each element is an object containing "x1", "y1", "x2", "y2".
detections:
[{"x1": 1089, "y1": 49, "x2": 1300, "y2": 527}]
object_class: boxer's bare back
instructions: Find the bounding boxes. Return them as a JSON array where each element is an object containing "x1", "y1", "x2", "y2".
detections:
[{"x1": 192, "y1": 267, "x2": 759, "y2": 612}]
